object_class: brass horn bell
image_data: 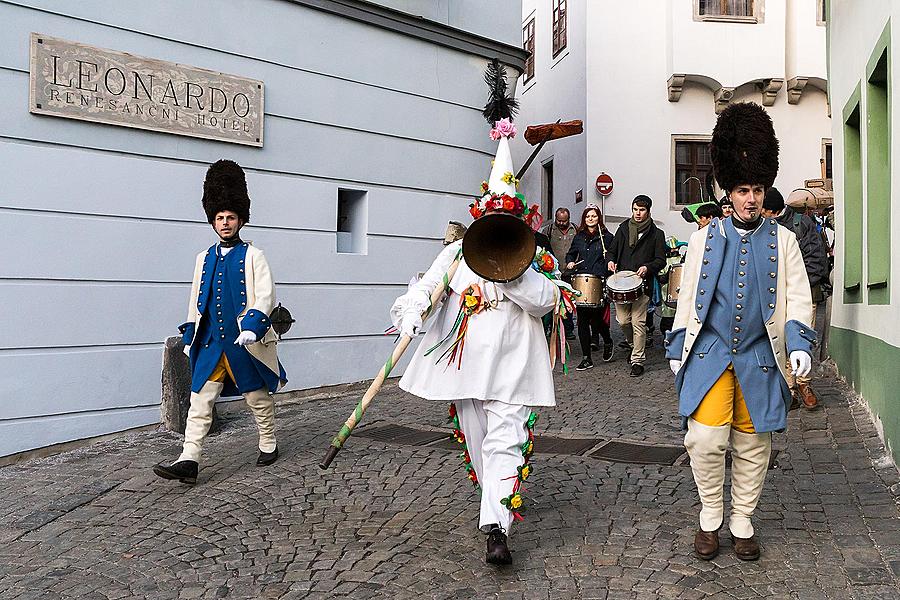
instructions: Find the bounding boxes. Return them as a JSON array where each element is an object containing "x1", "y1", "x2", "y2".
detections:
[{"x1": 462, "y1": 212, "x2": 537, "y2": 283}]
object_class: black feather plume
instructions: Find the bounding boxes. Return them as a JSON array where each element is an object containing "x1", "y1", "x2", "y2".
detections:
[{"x1": 482, "y1": 58, "x2": 519, "y2": 125}]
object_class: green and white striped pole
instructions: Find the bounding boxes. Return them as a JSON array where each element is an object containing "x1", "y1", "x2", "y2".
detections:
[{"x1": 320, "y1": 257, "x2": 461, "y2": 469}]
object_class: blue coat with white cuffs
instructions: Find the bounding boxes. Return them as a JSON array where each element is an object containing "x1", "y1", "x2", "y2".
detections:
[
  {"x1": 664, "y1": 217, "x2": 816, "y2": 432},
  {"x1": 179, "y1": 242, "x2": 287, "y2": 396}
]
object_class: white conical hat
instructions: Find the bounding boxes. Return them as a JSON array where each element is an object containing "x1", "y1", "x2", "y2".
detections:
[{"x1": 487, "y1": 137, "x2": 517, "y2": 197}]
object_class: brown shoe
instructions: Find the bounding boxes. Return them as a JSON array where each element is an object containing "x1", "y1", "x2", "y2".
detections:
[
  {"x1": 694, "y1": 528, "x2": 720, "y2": 560},
  {"x1": 798, "y1": 383, "x2": 818, "y2": 409},
  {"x1": 731, "y1": 534, "x2": 760, "y2": 561}
]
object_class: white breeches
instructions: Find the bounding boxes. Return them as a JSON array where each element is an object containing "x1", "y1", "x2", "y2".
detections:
[
  {"x1": 455, "y1": 399, "x2": 532, "y2": 534},
  {"x1": 179, "y1": 381, "x2": 277, "y2": 462}
]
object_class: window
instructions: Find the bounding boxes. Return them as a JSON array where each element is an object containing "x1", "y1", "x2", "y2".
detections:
[
  {"x1": 817, "y1": 0, "x2": 826, "y2": 25},
  {"x1": 697, "y1": 0, "x2": 757, "y2": 21},
  {"x1": 866, "y1": 26, "x2": 891, "y2": 305},
  {"x1": 336, "y1": 188, "x2": 367, "y2": 254},
  {"x1": 523, "y1": 18, "x2": 535, "y2": 82},
  {"x1": 542, "y1": 159, "x2": 554, "y2": 218},
  {"x1": 552, "y1": 0, "x2": 567, "y2": 57},
  {"x1": 673, "y1": 138, "x2": 714, "y2": 206},
  {"x1": 842, "y1": 87, "x2": 862, "y2": 303},
  {"x1": 822, "y1": 139, "x2": 832, "y2": 179}
]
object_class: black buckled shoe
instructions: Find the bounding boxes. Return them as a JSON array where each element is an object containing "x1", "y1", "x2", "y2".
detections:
[
  {"x1": 485, "y1": 527, "x2": 512, "y2": 565},
  {"x1": 152, "y1": 460, "x2": 198, "y2": 485},
  {"x1": 256, "y1": 447, "x2": 279, "y2": 466},
  {"x1": 629, "y1": 363, "x2": 645, "y2": 377}
]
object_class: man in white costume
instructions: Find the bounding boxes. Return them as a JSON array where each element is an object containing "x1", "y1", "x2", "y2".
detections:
[{"x1": 390, "y1": 120, "x2": 562, "y2": 565}]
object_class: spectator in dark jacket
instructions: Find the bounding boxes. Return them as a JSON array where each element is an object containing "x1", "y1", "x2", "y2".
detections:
[
  {"x1": 565, "y1": 205, "x2": 615, "y2": 369},
  {"x1": 762, "y1": 187, "x2": 829, "y2": 409},
  {"x1": 605, "y1": 195, "x2": 667, "y2": 377}
]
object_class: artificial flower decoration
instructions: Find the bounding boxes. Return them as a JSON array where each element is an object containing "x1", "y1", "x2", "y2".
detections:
[
  {"x1": 449, "y1": 403, "x2": 480, "y2": 490},
  {"x1": 490, "y1": 118, "x2": 517, "y2": 140},
  {"x1": 518, "y1": 463, "x2": 532, "y2": 481},
  {"x1": 539, "y1": 252, "x2": 555, "y2": 273},
  {"x1": 500, "y1": 171, "x2": 519, "y2": 187},
  {"x1": 521, "y1": 438, "x2": 534, "y2": 457}
]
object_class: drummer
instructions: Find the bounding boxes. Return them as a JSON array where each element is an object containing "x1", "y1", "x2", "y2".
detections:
[
  {"x1": 565, "y1": 205, "x2": 615, "y2": 370},
  {"x1": 605, "y1": 195, "x2": 667, "y2": 377}
]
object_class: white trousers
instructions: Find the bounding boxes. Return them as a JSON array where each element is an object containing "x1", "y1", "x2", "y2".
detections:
[
  {"x1": 179, "y1": 380, "x2": 277, "y2": 463},
  {"x1": 455, "y1": 399, "x2": 532, "y2": 534}
]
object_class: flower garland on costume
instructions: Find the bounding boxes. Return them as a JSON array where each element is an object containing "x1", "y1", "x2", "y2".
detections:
[
  {"x1": 500, "y1": 411, "x2": 539, "y2": 521},
  {"x1": 530, "y1": 248, "x2": 579, "y2": 374},
  {"x1": 448, "y1": 403, "x2": 479, "y2": 489},
  {"x1": 424, "y1": 284, "x2": 486, "y2": 369}
]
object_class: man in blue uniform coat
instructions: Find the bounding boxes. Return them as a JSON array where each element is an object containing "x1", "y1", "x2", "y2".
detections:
[
  {"x1": 153, "y1": 160, "x2": 287, "y2": 484},
  {"x1": 665, "y1": 104, "x2": 815, "y2": 561}
]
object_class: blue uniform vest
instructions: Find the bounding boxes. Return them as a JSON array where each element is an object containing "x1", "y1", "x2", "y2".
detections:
[
  {"x1": 674, "y1": 219, "x2": 791, "y2": 432},
  {"x1": 188, "y1": 243, "x2": 283, "y2": 396}
]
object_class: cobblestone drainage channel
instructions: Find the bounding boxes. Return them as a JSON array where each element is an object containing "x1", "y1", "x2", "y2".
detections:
[{"x1": 355, "y1": 423, "x2": 687, "y2": 466}]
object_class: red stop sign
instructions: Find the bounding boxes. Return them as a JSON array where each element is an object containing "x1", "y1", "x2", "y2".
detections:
[{"x1": 596, "y1": 173, "x2": 614, "y2": 196}]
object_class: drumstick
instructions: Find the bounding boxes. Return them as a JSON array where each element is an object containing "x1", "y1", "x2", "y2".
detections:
[{"x1": 564, "y1": 259, "x2": 584, "y2": 273}]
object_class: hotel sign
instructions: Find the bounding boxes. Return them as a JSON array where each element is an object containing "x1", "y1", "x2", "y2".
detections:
[{"x1": 29, "y1": 33, "x2": 264, "y2": 147}]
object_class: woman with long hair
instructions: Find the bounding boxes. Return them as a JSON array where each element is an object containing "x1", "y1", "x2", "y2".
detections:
[{"x1": 565, "y1": 205, "x2": 615, "y2": 370}]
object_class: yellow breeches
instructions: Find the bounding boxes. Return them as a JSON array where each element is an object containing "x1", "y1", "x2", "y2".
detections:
[
  {"x1": 691, "y1": 364, "x2": 756, "y2": 434},
  {"x1": 208, "y1": 355, "x2": 236, "y2": 385}
]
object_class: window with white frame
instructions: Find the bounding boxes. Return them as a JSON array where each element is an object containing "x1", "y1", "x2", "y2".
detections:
[
  {"x1": 817, "y1": 0, "x2": 826, "y2": 25},
  {"x1": 822, "y1": 139, "x2": 832, "y2": 179}
]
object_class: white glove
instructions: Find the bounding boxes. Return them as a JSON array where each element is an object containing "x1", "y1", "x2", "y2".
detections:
[
  {"x1": 669, "y1": 359, "x2": 682, "y2": 375},
  {"x1": 235, "y1": 330, "x2": 258, "y2": 346},
  {"x1": 789, "y1": 351, "x2": 812, "y2": 378},
  {"x1": 400, "y1": 310, "x2": 423, "y2": 338}
]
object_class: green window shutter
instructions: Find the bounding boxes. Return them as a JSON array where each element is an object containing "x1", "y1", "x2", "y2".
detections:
[
  {"x1": 843, "y1": 84, "x2": 863, "y2": 304},
  {"x1": 866, "y1": 22, "x2": 891, "y2": 305}
]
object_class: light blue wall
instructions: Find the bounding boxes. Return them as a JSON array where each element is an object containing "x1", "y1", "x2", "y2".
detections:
[{"x1": 0, "y1": 0, "x2": 521, "y2": 456}]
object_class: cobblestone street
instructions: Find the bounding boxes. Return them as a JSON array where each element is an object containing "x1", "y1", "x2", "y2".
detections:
[{"x1": 1, "y1": 333, "x2": 898, "y2": 600}]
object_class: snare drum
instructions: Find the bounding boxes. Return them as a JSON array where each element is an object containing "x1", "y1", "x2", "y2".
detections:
[
  {"x1": 571, "y1": 274, "x2": 605, "y2": 307},
  {"x1": 605, "y1": 271, "x2": 645, "y2": 304},
  {"x1": 665, "y1": 264, "x2": 683, "y2": 308}
]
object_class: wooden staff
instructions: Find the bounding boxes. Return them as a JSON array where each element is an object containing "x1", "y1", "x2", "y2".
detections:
[{"x1": 320, "y1": 257, "x2": 462, "y2": 469}]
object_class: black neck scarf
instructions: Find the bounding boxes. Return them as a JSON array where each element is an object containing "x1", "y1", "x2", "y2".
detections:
[{"x1": 731, "y1": 215, "x2": 761, "y2": 232}]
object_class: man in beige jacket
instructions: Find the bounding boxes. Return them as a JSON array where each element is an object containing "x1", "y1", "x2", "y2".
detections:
[
  {"x1": 665, "y1": 103, "x2": 815, "y2": 561},
  {"x1": 153, "y1": 160, "x2": 287, "y2": 485}
]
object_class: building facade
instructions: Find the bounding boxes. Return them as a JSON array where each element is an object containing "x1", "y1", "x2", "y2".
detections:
[
  {"x1": 514, "y1": 0, "x2": 831, "y2": 242},
  {"x1": 0, "y1": 0, "x2": 525, "y2": 457},
  {"x1": 828, "y1": 0, "x2": 900, "y2": 465}
]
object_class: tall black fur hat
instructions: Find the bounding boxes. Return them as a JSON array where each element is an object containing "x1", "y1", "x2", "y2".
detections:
[
  {"x1": 201, "y1": 159, "x2": 250, "y2": 224},
  {"x1": 710, "y1": 102, "x2": 779, "y2": 192}
]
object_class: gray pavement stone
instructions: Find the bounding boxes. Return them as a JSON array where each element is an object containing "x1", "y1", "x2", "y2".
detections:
[{"x1": 0, "y1": 330, "x2": 898, "y2": 599}]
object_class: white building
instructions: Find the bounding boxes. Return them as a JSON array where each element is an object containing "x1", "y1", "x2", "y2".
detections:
[
  {"x1": 0, "y1": 0, "x2": 525, "y2": 457},
  {"x1": 513, "y1": 0, "x2": 831, "y2": 242},
  {"x1": 828, "y1": 0, "x2": 900, "y2": 465}
]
